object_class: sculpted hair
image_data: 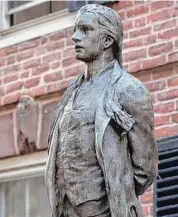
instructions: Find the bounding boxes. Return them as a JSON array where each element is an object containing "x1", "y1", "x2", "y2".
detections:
[{"x1": 79, "y1": 4, "x2": 123, "y2": 67}]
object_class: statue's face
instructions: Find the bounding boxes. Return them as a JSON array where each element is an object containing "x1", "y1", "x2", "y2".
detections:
[{"x1": 72, "y1": 12, "x2": 104, "y2": 62}]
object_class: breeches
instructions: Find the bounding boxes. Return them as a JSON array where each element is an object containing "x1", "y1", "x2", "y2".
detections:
[{"x1": 60, "y1": 194, "x2": 111, "y2": 217}]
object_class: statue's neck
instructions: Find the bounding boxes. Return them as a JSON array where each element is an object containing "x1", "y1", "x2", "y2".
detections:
[{"x1": 84, "y1": 52, "x2": 114, "y2": 81}]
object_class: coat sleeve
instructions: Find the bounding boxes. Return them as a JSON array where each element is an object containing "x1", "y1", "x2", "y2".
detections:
[{"x1": 123, "y1": 85, "x2": 158, "y2": 196}]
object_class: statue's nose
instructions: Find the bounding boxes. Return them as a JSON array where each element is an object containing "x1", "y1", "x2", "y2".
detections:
[{"x1": 72, "y1": 30, "x2": 82, "y2": 43}]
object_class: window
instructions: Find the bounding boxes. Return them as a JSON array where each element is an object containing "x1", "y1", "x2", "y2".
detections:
[
  {"x1": 0, "y1": 0, "x2": 117, "y2": 30},
  {"x1": 155, "y1": 135, "x2": 178, "y2": 217},
  {"x1": 7, "y1": 1, "x2": 68, "y2": 26},
  {"x1": 0, "y1": 176, "x2": 50, "y2": 217},
  {"x1": 0, "y1": 151, "x2": 49, "y2": 217}
]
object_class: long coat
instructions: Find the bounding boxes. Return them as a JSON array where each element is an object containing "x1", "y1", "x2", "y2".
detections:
[{"x1": 45, "y1": 60, "x2": 158, "y2": 217}]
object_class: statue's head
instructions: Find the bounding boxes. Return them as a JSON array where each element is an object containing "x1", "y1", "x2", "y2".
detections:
[{"x1": 72, "y1": 4, "x2": 123, "y2": 67}]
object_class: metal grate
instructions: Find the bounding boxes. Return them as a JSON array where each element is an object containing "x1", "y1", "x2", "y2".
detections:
[{"x1": 156, "y1": 136, "x2": 178, "y2": 217}]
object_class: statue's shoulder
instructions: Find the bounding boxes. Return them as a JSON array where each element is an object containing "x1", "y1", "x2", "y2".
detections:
[{"x1": 116, "y1": 68, "x2": 151, "y2": 105}]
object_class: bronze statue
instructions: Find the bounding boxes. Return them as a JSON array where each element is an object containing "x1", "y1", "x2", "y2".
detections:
[{"x1": 46, "y1": 4, "x2": 158, "y2": 217}]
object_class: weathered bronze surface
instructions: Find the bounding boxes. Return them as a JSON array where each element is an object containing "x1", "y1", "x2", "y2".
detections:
[{"x1": 46, "y1": 4, "x2": 158, "y2": 217}]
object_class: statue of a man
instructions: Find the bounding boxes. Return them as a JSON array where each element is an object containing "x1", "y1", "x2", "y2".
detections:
[{"x1": 46, "y1": 4, "x2": 158, "y2": 217}]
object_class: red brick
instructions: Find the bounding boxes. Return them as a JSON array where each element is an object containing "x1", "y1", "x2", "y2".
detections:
[
  {"x1": 151, "y1": 1, "x2": 174, "y2": 11},
  {"x1": 128, "y1": 62, "x2": 142, "y2": 73},
  {"x1": 23, "y1": 59, "x2": 41, "y2": 70},
  {"x1": 154, "y1": 102, "x2": 175, "y2": 114},
  {"x1": 142, "y1": 56, "x2": 167, "y2": 71},
  {"x1": 168, "y1": 76, "x2": 178, "y2": 87},
  {"x1": 20, "y1": 71, "x2": 30, "y2": 79},
  {"x1": 50, "y1": 61, "x2": 61, "y2": 70},
  {"x1": 0, "y1": 97, "x2": 3, "y2": 106},
  {"x1": 64, "y1": 64, "x2": 85, "y2": 78},
  {"x1": 0, "y1": 87, "x2": 4, "y2": 96},
  {"x1": 119, "y1": 11, "x2": 126, "y2": 20},
  {"x1": 28, "y1": 86, "x2": 46, "y2": 98},
  {"x1": 66, "y1": 38, "x2": 75, "y2": 46},
  {"x1": 158, "y1": 89, "x2": 178, "y2": 101},
  {"x1": 7, "y1": 56, "x2": 15, "y2": 65},
  {"x1": 44, "y1": 71, "x2": 62, "y2": 83},
  {"x1": 18, "y1": 39, "x2": 39, "y2": 51},
  {"x1": 0, "y1": 113, "x2": 16, "y2": 158},
  {"x1": 152, "y1": 64, "x2": 174, "y2": 80},
  {"x1": 140, "y1": 193, "x2": 153, "y2": 203},
  {"x1": 6, "y1": 81, "x2": 23, "y2": 94},
  {"x1": 4, "y1": 92, "x2": 21, "y2": 105},
  {"x1": 32, "y1": 64, "x2": 49, "y2": 76},
  {"x1": 158, "y1": 28, "x2": 178, "y2": 40},
  {"x1": 124, "y1": 32, "x2": 129, "y2": 40},
  {"x1": 123, "y1": 20, "x2": 133, "y2": 31},
  {"x1": 0, "y1": 49, "x2": 7, "y2": 57},
  {"x1": 149, "y1": 42, "x2": 173, "y2": 57},
  {"x1": 133, "y1": 1, "x2": 145, "y2": 5},
  {"x1": 130, "y1": 27, "x2": 151, "y2": 38},
  {"x1": 62, "y1": 57, "x2": 78, "y2": 68},
  {"x1": 155, "y1": 115, "x2": 170, "y2": 126},
  {"x1": 147, "y1": 9, "x2": 171, "y2": 23},
  {"x1": 175, "y1": 39, "x2": 178, "y2": 49},
  {"x1": 175, "y1": 101, "x2": 178, "y2": 110},
  {"x1": 5, "y1": 45, "x2": 18, "y2": 55},
  {"x1": 43, "y1": 52, "x2": 61, "y2": 64},
  {"x1": 146, "y1": 80, "x2": 166, "y2": 92},
  {"x1": 155, "y1": 126, "x2": 178, "y2": 139},
  {"x1": 149, "y1": 204, "x2": 153, "y2": 215},
  {"x1": 46, "y1": 80, "x2": 72, "y2": 94},
  {"x1": 127, "y1": 5, "x2": 149, "y2": 17},
  {"x1": 151, "y1": 93, "x2": 157, "y2": 104},
  {"x1": 123, "y1": 38, "x2": 143, "y2": 49},
  {"x1": 173, "y1": 6, "x2": 178, "y2": 17},
  {"x1": 154, "y1": 19, "x2": 177, "y2": 32},
  {"x1": 168, "y1": 52, "x2": 178, "y2": 63},
  {"x1": 172, "y1": 113, "x2": 178, "y2": 123},
  {"x1": 63, "y1": 47, "x2": 76, "y2": 58},
  {"x1": 115, "y1": 1, "x2": 133, "y2": 10},
  {"x1": 24, "y1": 77, "x2": 40, "y2": 88},
  {"x1": 0, "y1": 58, "x2": 6, "y2": 67},
  {"x1": 3, "y1": 74, "x2": 19, "y2": 84},
  {"x1": 17, "y1": 49, "x2": 35, "y2": 62},
  {"x1": 3, "y1": 64, "x2": 21, "y2": 74},
  {"x1": 134, "y1": 17, "x2": 146, "y2": 28},
  {"x1": 65, "y1": 27, "x2": 74, "y2": 37},
  {"x1": 123, "y1": 49, "x2": 147, "y2": 62},
  {"x1": 37, "y1": 41, "x2": 65, "y2": 55},
  {"x1": 142, "y1": 206, "x2": 149, "y2": 216},
  {"x1": 143, "y1": 35, "x2": 157, "y2": 45},
  {"x1": 40, "y1": 36, "x2": 48, "y2": 45},
  {"x1": 49, "y1": 30, "x2": 65, "y2": 41},
  {"x1": 134, "y1": 70, "x2": 152, "y2": 82}
]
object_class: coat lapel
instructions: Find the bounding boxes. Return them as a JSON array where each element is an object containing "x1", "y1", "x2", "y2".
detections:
[
  {"x1": 95, "y1": 60, "x2": 122, "y2": 160},
  {"x1": 46, "y1": 73, "x2": 83, "y2": 217}
]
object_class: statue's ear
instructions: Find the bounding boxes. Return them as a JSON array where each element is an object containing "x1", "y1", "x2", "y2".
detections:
[{"x1": 103, "y1": 36, "x2": 114, "y2": 50}]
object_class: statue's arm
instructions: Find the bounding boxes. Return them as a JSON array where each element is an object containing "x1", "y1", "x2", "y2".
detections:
[{"x1": 124, "y1": 87, "x2": 158, "y2": 196}]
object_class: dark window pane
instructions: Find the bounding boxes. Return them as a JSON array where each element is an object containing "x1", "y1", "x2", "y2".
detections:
[
  {"x1": 8, "y1": 1, "x2": 31, "y2": 10},
  {"x1": 67, "y1": 0, "x2": 86, "y2": 12},
  {"x1": 12, "y1": 2, "x2": 50, "y2": 26},
  {"x1": 51, "y1": 1, "x2": 68, "y2": 13}
]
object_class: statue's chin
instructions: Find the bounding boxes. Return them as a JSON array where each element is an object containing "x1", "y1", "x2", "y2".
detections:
[
  {"x1": 76, "y1": 53, "x2": 97, "y2": 63},
  {"x1": 76, "y1": 54, "x2": 91, "y2": 63}
]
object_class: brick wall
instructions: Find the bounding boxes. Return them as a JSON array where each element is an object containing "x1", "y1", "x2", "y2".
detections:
[{"x1": 0, "y1": 1, "x2": 178, "y2": 216}]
